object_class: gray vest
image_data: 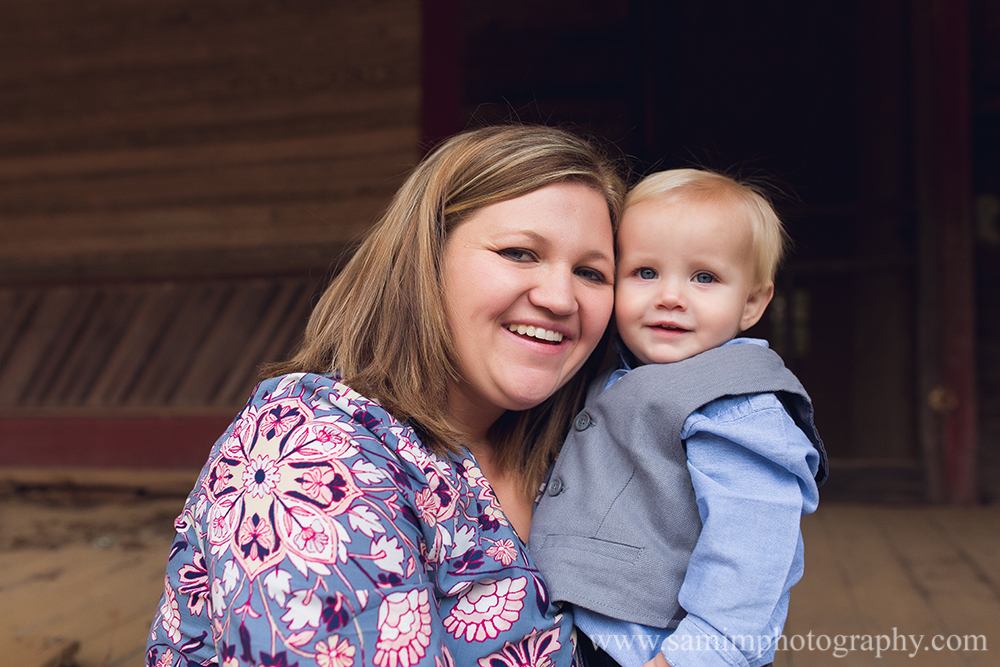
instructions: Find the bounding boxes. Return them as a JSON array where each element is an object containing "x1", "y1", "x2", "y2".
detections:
[{"x1": 528, "y1": 343, "x2": 827, "y2": 628}]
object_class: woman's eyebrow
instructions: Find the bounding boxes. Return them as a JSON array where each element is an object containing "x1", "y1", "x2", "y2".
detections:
[
  {"x1": 498, "y1": 229, "x2": 545, "y2": 243},
  {"x1": 581, "y1": 248, "x2": 615, "y2": 264}
]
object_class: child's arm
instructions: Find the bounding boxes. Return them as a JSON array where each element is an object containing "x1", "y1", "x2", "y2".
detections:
[{"x1": 658, "y1": 392, "x2": 821, "y2": 667}]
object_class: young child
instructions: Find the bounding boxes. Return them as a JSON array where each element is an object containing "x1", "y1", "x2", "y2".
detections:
[{"x1": 529, "y1": 169, "x2": 828, "y2": 667}]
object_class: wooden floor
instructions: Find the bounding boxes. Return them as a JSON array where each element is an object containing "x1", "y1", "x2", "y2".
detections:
[
  {"x1": 1, "y1": 469, "x2": 998, "y2": 667},
  {"x1": 779, "y1": 504, "x2": 999, "y2": 667}
]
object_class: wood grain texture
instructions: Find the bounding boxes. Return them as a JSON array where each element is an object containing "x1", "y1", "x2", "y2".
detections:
[
  {"x1": 0, "y1": 0, "x2": 420, "y2": 282},
  {"x1": 0, "y1": 277, "x2": 321, "y2": 413},
  {"x1": 778, "y1": 505, "x2": 1000, "y2": 666}
]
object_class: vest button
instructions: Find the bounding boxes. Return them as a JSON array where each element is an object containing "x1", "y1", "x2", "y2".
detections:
[
  {"x1": 573, "y1": 412, "x2": 592, "y2": 431},
  {"x1": 547, "y1": 477, "x2": 564, "y2": 496}
]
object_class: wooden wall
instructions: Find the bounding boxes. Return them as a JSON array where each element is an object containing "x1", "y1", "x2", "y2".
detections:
[
  {"x1": 0, "y1": 0, "x2": 420, "y2": 468},
  {"x1": 0, "y1": 0, "x2": 421, "y2": 284}
]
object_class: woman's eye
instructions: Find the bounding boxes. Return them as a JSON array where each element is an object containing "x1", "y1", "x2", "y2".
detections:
[
  {"x1": 575, "y1": 267, "x2": 608, "y2": 284},
  {"x1": 498, "y1": 248, "x2": 534, "y2": 262},
  {"x1": 694, "y1": 272, "x2": 715, "y2": 284},
  {"x1": 638, "y1": 267, "x2": 657, "y2": 280}
]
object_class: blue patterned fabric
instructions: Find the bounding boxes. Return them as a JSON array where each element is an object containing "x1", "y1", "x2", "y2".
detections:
[{"x1": 147, "y1": 373, "x2": 577, "y2": 667}]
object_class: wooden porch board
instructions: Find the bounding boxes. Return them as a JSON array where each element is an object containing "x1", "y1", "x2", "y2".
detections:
[
  {"x1": 1, "y1": 491, "x2": 998, "y2": 666},
  {"x1": 777, "y1": 505, "x2": 1000, "y2": 666}
]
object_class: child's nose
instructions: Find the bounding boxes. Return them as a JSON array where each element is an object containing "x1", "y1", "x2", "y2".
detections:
[{"x1": 655, "y1": 281, "x2": 685, "y2": 309}]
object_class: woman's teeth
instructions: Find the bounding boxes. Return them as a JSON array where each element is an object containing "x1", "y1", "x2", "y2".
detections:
[{"x1": 506, "y1": 324, "x2": 563, "y2": 342}]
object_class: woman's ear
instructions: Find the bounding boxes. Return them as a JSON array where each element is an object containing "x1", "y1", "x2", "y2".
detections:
[{"x1": 740, "y1": 281, "x2": 774, "y2": 331}]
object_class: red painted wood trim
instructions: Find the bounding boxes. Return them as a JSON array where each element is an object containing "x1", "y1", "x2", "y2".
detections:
[
  {"x1": 0, "y1": 416, "x2": 233, "y2": 469},
  {"x1": 421, "y1": 0, "x2": 463, "y2": 151},
  {"x1": 933, "y1": 0, "x2": 977, "y2": 504}
]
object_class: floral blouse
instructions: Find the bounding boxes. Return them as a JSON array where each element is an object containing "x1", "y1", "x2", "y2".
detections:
[{"x1": 147, "y1": 373, "x2": 578, "y2": 667}]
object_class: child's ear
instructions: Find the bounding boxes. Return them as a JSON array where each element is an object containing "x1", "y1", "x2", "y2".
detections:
[{"x1": 740, "y1": 282, "x2": 774, "y2": 331}]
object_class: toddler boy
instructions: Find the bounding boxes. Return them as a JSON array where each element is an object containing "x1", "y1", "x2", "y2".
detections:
[{"x1": 529, "y1": 169, "x2": 828, "y2": 667}]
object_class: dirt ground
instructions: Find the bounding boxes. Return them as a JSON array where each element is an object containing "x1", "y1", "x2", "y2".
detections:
[{"x1": 0, "y1": 469, "x2": 195, "y2": 667}]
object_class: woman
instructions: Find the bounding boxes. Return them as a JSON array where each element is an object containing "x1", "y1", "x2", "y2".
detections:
[{"x1": 147, "y1": 125, "x2": 625, "y2": 667}]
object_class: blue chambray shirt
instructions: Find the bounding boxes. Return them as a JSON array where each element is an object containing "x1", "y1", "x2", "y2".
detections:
[{"x1": 574, "y1": 338, "x2": 822, "y2": 667}]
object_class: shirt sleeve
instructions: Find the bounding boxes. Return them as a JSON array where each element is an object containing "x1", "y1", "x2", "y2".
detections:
[
  {"x1": 146, "y1": 382, "x2": 449, "y2": 667},
  {"x1": 659, "y1": 393, "x2": 821, "y2": 667}
]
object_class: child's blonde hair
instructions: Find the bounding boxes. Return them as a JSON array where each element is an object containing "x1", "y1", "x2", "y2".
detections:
[{"x1": 626, "y1": 168, "x2": 787, "y2": 289}]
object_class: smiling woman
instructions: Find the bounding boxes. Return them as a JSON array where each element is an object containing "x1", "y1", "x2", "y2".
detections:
[
  {"x1": 441, "y1": 182, "x2": 615, "y2": 442},
  {"x1": 146, "y1": 125, "x2": 624, "y2": 667}
]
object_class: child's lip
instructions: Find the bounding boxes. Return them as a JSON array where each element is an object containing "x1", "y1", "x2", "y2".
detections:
[{"x1": 649, "y1": 322, "x2": 690, "y2": 332}]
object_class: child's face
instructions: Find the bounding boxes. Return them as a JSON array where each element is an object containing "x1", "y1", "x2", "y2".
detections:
[{"x1": 615, "y1": 195, "x2": 773, "y2": 365}]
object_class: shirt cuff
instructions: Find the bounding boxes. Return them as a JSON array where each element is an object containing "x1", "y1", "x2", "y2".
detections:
[{"x1": 659, "y1": 615, "x2": 753, "y2": 667}]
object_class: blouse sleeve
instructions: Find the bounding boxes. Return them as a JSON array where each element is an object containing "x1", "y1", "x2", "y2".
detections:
[{"x1": 147, "y1": 374, "x2": 452, "y2": 667}]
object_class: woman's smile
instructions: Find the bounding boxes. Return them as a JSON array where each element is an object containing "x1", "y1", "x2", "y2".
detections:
[{"x1": 504, "y1": 323, "x2": 566, "y2": 344}]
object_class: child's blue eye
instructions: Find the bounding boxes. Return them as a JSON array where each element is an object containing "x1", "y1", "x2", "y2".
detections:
[
  {"x1": 638, "y1": 268, "x2": 657, "y2": 280},
  {"x1": 694, "y1": 272, "x2": 715, "y2": 284}
]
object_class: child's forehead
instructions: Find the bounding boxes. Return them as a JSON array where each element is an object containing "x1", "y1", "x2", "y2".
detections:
[
  {"x1": 621, "y1": 194, "x2": 749, "y2": 240},
  {"x1": 618, "y1": 195, "x2": 757, "y2": 268}
]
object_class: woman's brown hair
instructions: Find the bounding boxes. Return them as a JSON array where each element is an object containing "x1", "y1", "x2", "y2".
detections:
[{"x1": 266, "y1": 125, "x2": 625, "y2": 496}]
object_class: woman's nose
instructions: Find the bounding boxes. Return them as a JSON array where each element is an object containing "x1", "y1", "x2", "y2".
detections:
[{"x1": 528, "y1": 267, "x2": 578, "y2": 316}]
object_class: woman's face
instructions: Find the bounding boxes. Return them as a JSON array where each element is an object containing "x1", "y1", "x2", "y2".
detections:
[{"x1": 441, "y1": 182, "x2": 615, "y2": 432}]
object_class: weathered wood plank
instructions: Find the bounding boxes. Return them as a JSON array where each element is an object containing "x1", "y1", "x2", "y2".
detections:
[
  {"x1": 0, "y1": 289, "x2": 42, "y2": 363},
  {"x1": 780, "y1": 505, "x2": 1000, "y2": 666},
  {"x1": 0, "y1": 198, "x2": 389, "y2": 281},
  {"x1": 778, "y1": 508, "x2": 869, "y2": 666},
  {"x1": 874, "y1": 508, "x2": 1000, "y2": 666},
  {"x1": 0, "y1": 0, "x2": 419, "y2": 282},
  {"x1": 46, "y1": 287, "x2": 145, "y2": 406},
  {"x1": 0, "y1": 288, "x2": 78, "y2": 404},
  {"x1": 926, "y1": 508, "x2": 1000, "y2": 593},
  {"x1": 0, "y1": 546, "x2": 170, "y2": 667},
  {"x1": 784, "y1": 507, "x2": 948, "y2": 666},
  {"x1": 213, "y1": 278, "x2": 315, "y2": 405},
  {"x1": 127, "y1": 283, "x2": 231, "y2": 406},
  {"x1": 170, "y1": 280, "x2": 274, "y2": 405},
  {"x1": 18, "y1": 288, "x2": 100, "y2": 406},
  {"x1": 86, "y1": 284, "x2": 187, "y2": 406},
  {"x1": 0, "y1": 148, "x2": 415, "y2": 216},
  {"x1": 0, "y1": 127, "x2": 417, "y2": 182},
  {"x1": 250, "y1": 280, "x2": 319, "y2": 376},
  {"x1": 0, "y1": 278, "x2": 320, "y2": 411},
  {"x1": 0, "y1": 465, "x2": 199, "y2": 496},
  {"x1": 0, "y1": 93, "x2": 419, "y2": 159}
]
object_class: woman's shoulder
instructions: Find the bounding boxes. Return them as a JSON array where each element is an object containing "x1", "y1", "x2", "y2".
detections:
[
  {"x1": 225, "y1": 372, "x2": 465, "y2": 495},
  {"x1": 241, "y1": 372, "x2": 415, "y2": 452}
]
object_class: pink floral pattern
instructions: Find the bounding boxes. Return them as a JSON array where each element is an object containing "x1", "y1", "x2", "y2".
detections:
[
  {"x1": 477, "y1": 626, "x2": 563, "y2": 667},
  {"x1": 316, "y1": 635, "x2": 356, "y2": 667},
  {"x1": 147, "y1": 373, "x2": 577, "y2": 666},
  {"x1": 242, "y1": 454, "x2": 281, "y2": 497},
  {"x1": 374, "y1": 589, "x2": 433, "y2": 667},
  {"x1": 444, "y1": 577, "x2": 528, "y2": 641},
  {"x1": 485, "y1": 540, "x2": 518, "y2": 567}
]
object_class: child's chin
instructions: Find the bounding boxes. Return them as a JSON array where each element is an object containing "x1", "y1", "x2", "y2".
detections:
[{"x1": 641, "y1": 342, "x2": 709, "y2": 365}]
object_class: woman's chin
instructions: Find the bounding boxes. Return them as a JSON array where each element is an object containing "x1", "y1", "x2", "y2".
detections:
[{"x1": 498, "y1": 384, "x2": 564, "y2": 413}]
